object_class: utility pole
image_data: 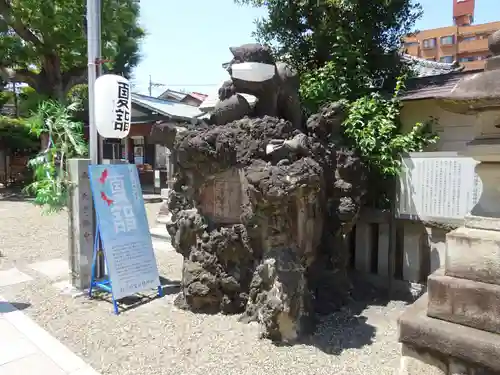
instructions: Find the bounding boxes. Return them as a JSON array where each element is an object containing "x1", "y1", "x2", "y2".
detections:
[
  {"x1": 148, "y1": 75, "x2": 167, "y2": 97},
  {"x1": 87, "y1": 0, "x2": 100, "y2": 165},
  {"x1": 86, "y1": 0, "x2": 106, "y2": 279}
]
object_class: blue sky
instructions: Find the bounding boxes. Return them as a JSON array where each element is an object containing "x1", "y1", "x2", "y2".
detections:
[{"x1": 133, "y1": 0, "x2": 499, "y2": 96}]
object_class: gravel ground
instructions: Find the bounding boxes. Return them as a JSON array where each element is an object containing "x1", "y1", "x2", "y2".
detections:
[{"x1": 0, "y1": 198, "x2": 406, "y2": 375}]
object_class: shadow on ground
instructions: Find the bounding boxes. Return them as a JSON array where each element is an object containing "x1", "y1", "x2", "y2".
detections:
[
  {"x1": 0, "y1": 187, "x2": 32, "y2": 202},
  {"x1": 90, "y1": 276, "x2": 180, "y2": 313},
  {"x1": 0, "y1": 301, "x2": 31, "y2": 313},
  {"x1": 299, "y1": 273, "x2": 412, "y2": 355}
]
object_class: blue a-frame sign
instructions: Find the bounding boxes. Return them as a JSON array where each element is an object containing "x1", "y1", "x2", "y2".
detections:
[{"x1": 87, "y1": 164, "x2": 162, "y2": 314}]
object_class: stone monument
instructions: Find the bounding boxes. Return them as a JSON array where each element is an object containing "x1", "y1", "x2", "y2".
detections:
[
  {"x1": 398, "y1": 30, "x2": 500, "y2": 374},
  {"x1": 151, "y1": 44, "x2": 368, "y2": 343}
]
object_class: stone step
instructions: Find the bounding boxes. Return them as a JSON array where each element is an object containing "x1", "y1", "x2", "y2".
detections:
[
  {"x1": 399, "y1": 294, "x2": 500, "y2": 372},
  {"x1": 149, "y1": 225, "x2": 171, "y2": 240},
  {"x1": 427, "y1": 272, "x2": 500, "y2": 335},
  {"x1": 445, "y1": 227, "x2": 500, "y2": 285}
]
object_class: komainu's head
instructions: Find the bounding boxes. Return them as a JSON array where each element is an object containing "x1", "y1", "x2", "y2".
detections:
[{"x1": 226, "y1": 44, "x2": 277, "y2": 85}]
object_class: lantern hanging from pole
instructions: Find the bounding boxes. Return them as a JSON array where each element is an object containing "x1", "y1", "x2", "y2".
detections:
[{"x1": 94, "y1": 74, "x2": 132, "y2": 139}]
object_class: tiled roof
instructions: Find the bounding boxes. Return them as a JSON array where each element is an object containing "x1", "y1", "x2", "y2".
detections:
[
  {"x1": 158, "y1": 89, "x2": 207, "y2": 104},
  {"x1": 158, "y1": 89, "x2": 187, "y2": 101},
  {"x1": 189, "y1": 92, "x2": 208, "y2": 101},
  {"x1": 399, "y1": 70, "x2": 482, "y2": 101},
  {"x1": 132, "y1": 93, "x2": 205, "y2": 121},
  {"x1": 401, "y1": 54, "x2": 465, "y2": 78}
]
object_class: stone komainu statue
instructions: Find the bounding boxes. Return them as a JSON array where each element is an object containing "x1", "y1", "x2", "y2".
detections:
[{"x1": 210, "y1": 43, "x2": 303, "y2": 129}]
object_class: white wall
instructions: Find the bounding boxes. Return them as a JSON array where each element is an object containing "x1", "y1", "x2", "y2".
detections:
[{"x1": 400, "y1": 99, "x2": 477, "y2": 152}]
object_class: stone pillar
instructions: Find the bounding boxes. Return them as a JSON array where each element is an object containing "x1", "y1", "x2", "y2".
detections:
[{"x1": 68, "y1": 159, "x2": 94, "y2": 290}]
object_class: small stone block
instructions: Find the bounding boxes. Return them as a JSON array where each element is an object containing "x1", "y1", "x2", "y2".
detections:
[
  {"x1": 29, "y1": 259, "x2": 69, "y2": 280},
  {"x1": 0, "y1": 268, "x2": 33, "y2": 287}
]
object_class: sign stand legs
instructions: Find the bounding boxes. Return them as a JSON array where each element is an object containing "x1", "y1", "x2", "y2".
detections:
[
  {"x1": 89, "y1": 227, "x2": 163, "y2": 315},
  {"x1": 89, "y1": 228, "x2": 120, "y2": 315}
]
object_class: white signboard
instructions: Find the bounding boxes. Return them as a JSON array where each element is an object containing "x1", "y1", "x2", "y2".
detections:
[
  {"x1": 397, "y1": 152, "x2": 482, "y2": 223},
  {"x1": 95, "y1": 74, "x2": 132, "y2": 139}
]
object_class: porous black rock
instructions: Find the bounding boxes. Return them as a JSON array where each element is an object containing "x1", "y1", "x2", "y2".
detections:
[{"x1": 154, "y1": 43, "x2": 368, "y2": 343}]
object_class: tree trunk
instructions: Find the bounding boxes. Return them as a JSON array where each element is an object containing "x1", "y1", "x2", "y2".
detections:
[{"x1": 38, "y1": 54, "x2": 65, "y2": 101}]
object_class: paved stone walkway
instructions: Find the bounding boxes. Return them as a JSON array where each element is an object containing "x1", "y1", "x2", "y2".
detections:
[
  {"x1": 0, "y1": 297, "x2": 101, "y2": 375},
  {"x1": 0, "y1": 222, "x2": 173, "y2": 375}
]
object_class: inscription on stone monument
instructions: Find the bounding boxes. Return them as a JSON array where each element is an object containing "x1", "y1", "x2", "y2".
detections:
[
  {"x1": 199, "y1": 168, "x2": 243, "y2": 224},
  {"x1": 398, "y1": 153, "x2": 482, "y2": 222}
]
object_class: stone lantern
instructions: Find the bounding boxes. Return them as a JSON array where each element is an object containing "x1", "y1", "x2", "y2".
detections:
[{"x1": 397, "y1": 30, "x2": 500, "y2": 374}]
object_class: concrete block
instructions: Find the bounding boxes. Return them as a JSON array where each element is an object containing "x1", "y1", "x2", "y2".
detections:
[
  {"x1": 403, "y1": 223, "x2": 424, "y2": 283},
  {"x1": 445, "y1": 227, "x2": 500, "y2": 285},
  {"x1": 428, "y1": 272, "x2": 500, "y2": 335}
]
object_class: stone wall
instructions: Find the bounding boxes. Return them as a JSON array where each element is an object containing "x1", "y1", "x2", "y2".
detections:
[{"x1": 352, "y1": 208, "x2": 452, "y2": 295}]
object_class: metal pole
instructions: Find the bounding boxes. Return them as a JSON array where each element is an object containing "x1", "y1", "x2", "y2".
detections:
[
  {"x1": 87, "y1": 0, "x2": 106, "y2": 279},
  {"x1": 87, "y1": 0, "x2": 99, "y2": 165}
]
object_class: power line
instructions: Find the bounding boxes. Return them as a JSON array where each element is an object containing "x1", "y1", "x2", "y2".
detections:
[
  {"x1": 146, "y1": 76, "x2": 219, "y2": 95},
  {"x1": 148, "y1": 75, "x2": 167, "y2": 96},
  {"x1": 162, "y1": 83, "x2": 219, "y2": 87}
]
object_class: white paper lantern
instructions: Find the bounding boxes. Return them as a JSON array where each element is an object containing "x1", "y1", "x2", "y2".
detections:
[{"x1": 94, "y1": 74, "x2": 132, "y2": 139}]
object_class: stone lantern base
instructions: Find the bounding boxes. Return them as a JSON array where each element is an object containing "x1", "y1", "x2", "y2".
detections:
[
  {"x1": 399, "y1": 28, "x2": 500, "y2": 374},
  {"x1": 398, "y1": 221, "x2": 500, "y2": 374}
]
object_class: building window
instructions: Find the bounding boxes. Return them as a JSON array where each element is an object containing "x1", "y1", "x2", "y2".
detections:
[
  {"x1": 132, "y1": 136, "x2": 145, "y2": 165},
  {"x1": 423, "y1": 38, "x2": 436, "y2": 49},
  {"x1": 426, "y1": 58, "x2": 436, "y2": 61},
  {"x1": 440, "y1": 56, "x2": 454, "y2": 63},
  {"x1": 440, "y1": 36, "x2": 454, "y2": 45},
  {"x1": 462, "y1": 36, "x2": 476, "y2": 42},
  {"x1": 459, "y1": 56, "x2": 477, "y2": 62},
  {"x1": 405, "y1": 41, "x2": 419, "y2": 47},
  {"x1": 102, "y1": 139, "x2": 124, "y2": 160}
]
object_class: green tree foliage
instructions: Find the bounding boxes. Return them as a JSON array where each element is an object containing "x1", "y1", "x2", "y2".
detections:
[
  {"x1": 235, "y1": 0, "x2": 421, "y2": 99},
  {"x1": 23, "y1": 101, "x2": 87, "y2": 213},
  {"x1": 0, "y1": 0, "x2": 144, "y2": 100},
  {"x1": 237, "y1": 0, "x2": 437, "y2": 208},
  {"x1": 0, "y1": 115, "x2": 38, "y2": 152},
  {"x1": 342, "y1": 79, "x2": 438, "y2": 178}
]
